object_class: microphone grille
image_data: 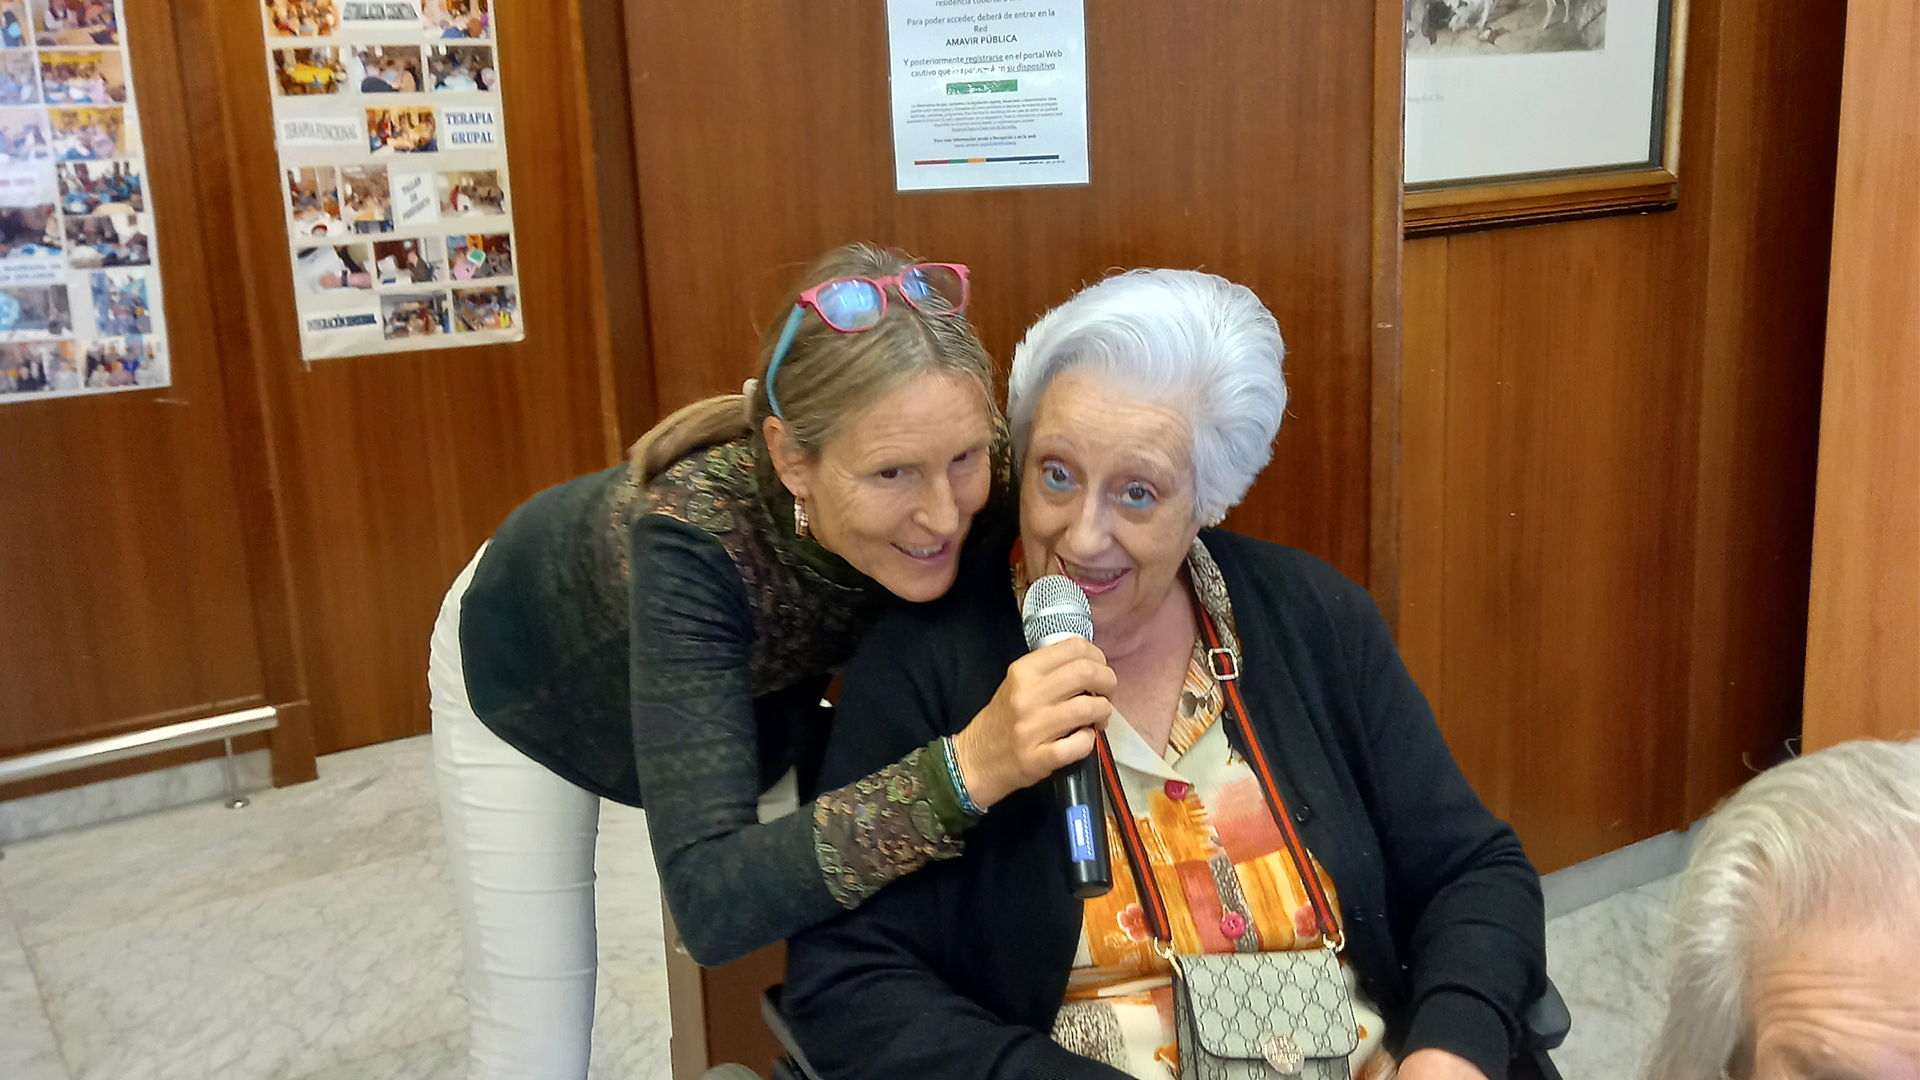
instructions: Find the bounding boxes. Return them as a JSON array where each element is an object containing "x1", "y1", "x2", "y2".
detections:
[{"x1": 1022, "y1": 574, "x2": 1093, "y2": 650}]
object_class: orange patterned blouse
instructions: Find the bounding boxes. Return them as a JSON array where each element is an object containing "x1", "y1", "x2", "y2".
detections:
[{"x1": 1045, "y1": 542, "x2": 1395, "y2": 1080}]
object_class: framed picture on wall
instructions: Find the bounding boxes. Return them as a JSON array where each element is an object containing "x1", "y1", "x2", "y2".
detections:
[{"x1": 1403, "y1": 0, "x2": 1687, "y2": 234}]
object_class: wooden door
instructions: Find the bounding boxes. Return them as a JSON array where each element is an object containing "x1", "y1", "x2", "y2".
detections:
[
  {"x1": 0, "y1": 0, "x2": 312, "y2": 786},
  {"x1": 623, "y1": 1, "x2": 1404, "y2": 1073}
]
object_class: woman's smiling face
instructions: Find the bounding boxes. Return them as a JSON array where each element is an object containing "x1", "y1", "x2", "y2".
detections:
[
  {"x1": 777, "y1": 370, "x2": 994, "y2": 603},
  {"x1": 1019, "y1": 367, "x2": 1203, "y2": 643}
]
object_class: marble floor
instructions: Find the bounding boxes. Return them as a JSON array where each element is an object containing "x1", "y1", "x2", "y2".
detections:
[
  {"x1": 1546, "y1": 875, "x2": 1674, "y2": 1080},
  {"x1": 0, "y1": 736, "x2": 667, "y2": 1080},
  {"x1": 0, "y1": 735, "x2": 1669, "y2": 1080}
]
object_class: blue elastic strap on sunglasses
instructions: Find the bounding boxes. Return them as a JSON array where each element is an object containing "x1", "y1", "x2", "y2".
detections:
[
  {"x1": 764, "y1": 304, "x2": 807, "y2": 420},
  {"x1": 766, "y1": 285, "x2": 886, "y2": 419},
  {"x1": 763, "y1": 273, "x2": 958, "y2": 420}
]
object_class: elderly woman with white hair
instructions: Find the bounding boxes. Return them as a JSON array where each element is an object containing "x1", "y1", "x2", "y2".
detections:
[
  {"x1": 1648, "y1": 738, "x2": 1920, "y2": 1080},
  {"x1": 782, "y1": 270, "x2": 1549, "y2": 1080}
]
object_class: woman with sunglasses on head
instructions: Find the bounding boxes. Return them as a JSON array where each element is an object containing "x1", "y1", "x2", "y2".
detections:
[{"x1": 428, "y1": 243, "x2": 1115, "y2": 1080}]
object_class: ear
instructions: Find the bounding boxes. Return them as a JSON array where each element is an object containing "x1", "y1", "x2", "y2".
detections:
[{"x1": 762, "y1": 415, "x2": 812, "y2": 502}]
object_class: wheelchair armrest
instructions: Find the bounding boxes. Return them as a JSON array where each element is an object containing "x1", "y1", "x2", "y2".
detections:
[
  {"x1": 762, "y1": 985, "x2": 826, "y2": 1080},
  {"x1": 1525, "y1": 976, "x2": 1572, "y2": 1051}
]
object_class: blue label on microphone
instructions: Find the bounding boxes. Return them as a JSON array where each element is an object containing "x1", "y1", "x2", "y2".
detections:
[{"x1": 1067, "y1": 804, "x2": 1096, "y2": 862}]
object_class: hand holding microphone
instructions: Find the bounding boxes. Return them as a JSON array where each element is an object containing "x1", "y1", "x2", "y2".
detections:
[
  {"x1": 952, "y1": 574, "x2": 1116, "y2": 897},
  {"x1": 950, "y1": 583, "x2": 1116, "y2": 812}
]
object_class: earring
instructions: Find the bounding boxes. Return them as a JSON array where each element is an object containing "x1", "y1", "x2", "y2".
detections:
[{"x1": 793, "y1": 498, "x2": 811, "y2": 540}]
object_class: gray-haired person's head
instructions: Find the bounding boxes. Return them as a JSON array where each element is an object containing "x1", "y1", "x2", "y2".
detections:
[
  {"x1": 1007, "y1": 269, "x2": 1286, "y2": 525},
  {"x1": 1647, "y1": 738, "x2": 1920, "y2": 1080}
]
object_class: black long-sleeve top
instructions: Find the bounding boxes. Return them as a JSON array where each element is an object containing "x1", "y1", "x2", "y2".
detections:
[
  {"x1": 783, "y1": 523, "x2": 1547, "y2": 1080},
  {"x1": 457, "y1": 441, "x2": 984, "y2": 965}
]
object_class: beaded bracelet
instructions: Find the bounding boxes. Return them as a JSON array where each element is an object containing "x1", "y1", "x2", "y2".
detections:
[{"x1": 940, "y1": 735, "x2": 986, "y2": 818}]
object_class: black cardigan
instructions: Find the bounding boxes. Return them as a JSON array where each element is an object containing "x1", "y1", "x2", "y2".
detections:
[{"x1": 783, "y1": 525, "x2": 1546, "y2": 1080}]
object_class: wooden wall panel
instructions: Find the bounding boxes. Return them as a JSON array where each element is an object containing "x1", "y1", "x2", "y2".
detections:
[
  {"x1": 625, "y1": 1, "x2": 1390, "y2": 585},
  {"x1": 1397, "y1": 238, "x2": 1448, "y2": 693},
  {"x1": 183, "y1": 0, "x2": 622, "y2": 754},
  {"x1": 1803, "y1": 0, "x2": 1920, "y2": 750},
  {"x1": 1401, "y1": 0, "x2": 1845, "y2": 869},
  {"x1": 0, "y1": 0, "x2": 276, "y2": 761},
  {"x1": 1368, "y1": 0, "x2": 1408, "y2": 630},
  {"x1": 1682, "y1": 0, "x2": 1844, "y2": 805},
  {"x1": 579, "y1": 0, "x2": 655, "y2": 448},
  {"x1": 1426, "y1": 217, "x2": 1703, "y2": 870}
]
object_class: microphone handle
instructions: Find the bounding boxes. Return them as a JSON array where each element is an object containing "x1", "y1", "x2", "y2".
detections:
[{"x1": 1054, "y1": 753, "x2": 1112, "y2": 899}]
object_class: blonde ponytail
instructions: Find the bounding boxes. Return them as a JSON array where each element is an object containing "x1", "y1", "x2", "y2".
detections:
[{"x1": 627, "y1": 394, "x2": 753, "y2": 483}]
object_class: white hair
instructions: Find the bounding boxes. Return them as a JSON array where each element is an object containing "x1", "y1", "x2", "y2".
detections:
[
  {"x1": 1647, "y1": 738, "x2": 1920, "y2": 1080},
  {"x1": 1007, "y1": 269, "x2": 1287, "y2": 524}
]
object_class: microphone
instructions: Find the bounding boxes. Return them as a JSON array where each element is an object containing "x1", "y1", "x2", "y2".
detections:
[{"x1": 1021, "y1": 574, "x2": 1112, "y2": 899}]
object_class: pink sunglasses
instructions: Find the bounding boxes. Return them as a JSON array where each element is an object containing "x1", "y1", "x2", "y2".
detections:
[{"x1": 766, "y1": 262, "x2": 971, "y2": 418}]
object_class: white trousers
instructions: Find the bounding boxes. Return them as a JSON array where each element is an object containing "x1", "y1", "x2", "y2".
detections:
[{"x1": 429, "y1": 543, "x2": 604, "y2": 1080}]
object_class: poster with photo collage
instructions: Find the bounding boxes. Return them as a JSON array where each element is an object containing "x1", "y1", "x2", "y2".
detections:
[
  {"x1": 0, "y1": 0, "x2": 169, "y2": 406},
  {"x1": 261, "y1": 0, "x2": 522, "y2": 359}
]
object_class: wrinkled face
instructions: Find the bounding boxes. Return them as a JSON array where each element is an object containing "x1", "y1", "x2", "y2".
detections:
[
  {"x1": 1744, "y1": 914, "x2": 1920, "y2": 1080},
  {"x1": 779, "y1": 371, "x2": 994, "y2": 603},
  {"x1": 1019, "y1": 367, "x2": 1203, "y2": 643}
]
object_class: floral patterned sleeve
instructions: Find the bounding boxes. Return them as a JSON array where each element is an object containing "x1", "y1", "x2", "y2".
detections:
[
  {"x1": 632, "y1": 506, "x2": 984, "y2": 963},
  {"x1": 813, "y1": 740, "x2": 976, "y2": 908}
]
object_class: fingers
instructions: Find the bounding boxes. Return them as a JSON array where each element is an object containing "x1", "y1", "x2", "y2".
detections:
[
  {"x1": 1044, "y1": 693, "x2": 1111, "y2": 735},
  {"x1": 1047, "y1": 726, "x2": 1099, "y2": 769},
  {"x1": 1024, "y1": 696, "x2": 1109, "y2": 775},
  {"x1": 1011, "y1": 639, "x2": 1116, "y2": 704},
  {"x1": 1032, "y1": 656, "x2": 1117, "y2": 703},
  {"x1": 961, "y1": 641, "x2": 1118, "y2": 798}
]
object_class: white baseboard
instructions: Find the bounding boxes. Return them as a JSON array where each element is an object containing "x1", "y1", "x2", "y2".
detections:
[{"x1": 1541, "y1": 822, "x2": 1699, "y2": 920}]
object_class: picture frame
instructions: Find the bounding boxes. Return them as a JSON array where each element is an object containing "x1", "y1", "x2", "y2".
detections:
[{"x1": 1402, "y1": 0, "x2": 1688, "y2": 235}]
